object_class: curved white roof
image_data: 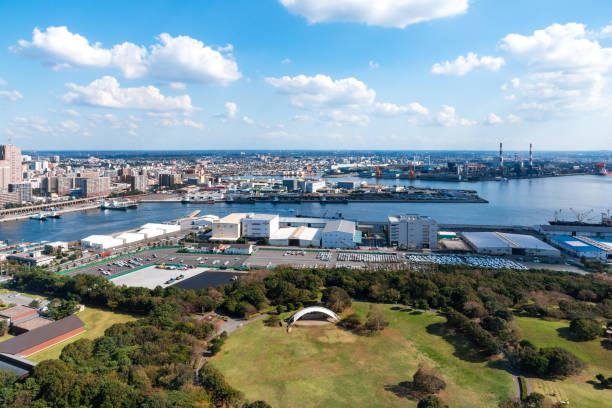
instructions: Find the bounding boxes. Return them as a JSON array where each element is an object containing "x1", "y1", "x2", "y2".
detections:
[{"x1": 289, "y1": 306, "x2": 339, "y2": 323}]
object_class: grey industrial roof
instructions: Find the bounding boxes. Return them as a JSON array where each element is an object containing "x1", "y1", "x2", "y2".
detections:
[
  {"x1": 0, "y1": 315, "x2": 84, "y2": 355},
  {"x1": 463, "y1": 232, "x2": 557, "y2": 251},
  {"x1": 12, "y1": 316, "x2": 53, "y2": 331},
  {"x1": 323, "y1": 220, "x2": 356, "y2": 234}
]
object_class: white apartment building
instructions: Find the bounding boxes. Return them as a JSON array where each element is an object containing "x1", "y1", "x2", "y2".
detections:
[
  {"x1": 211, "y1": 213, "x2": 247, "y2": 241},
  {"x1": 388, "y1": 214, "x2": 438, "y2": 249},
  {"x1": 241, "y1": 213, "x2": 280, "y2": 238}
]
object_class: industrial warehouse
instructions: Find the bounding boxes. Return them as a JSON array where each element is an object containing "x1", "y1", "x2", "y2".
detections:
[{"x1": 461, "y1": 232, "x2": 561, "y2": 257}]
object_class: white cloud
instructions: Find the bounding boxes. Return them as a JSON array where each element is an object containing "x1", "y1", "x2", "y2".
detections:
[
  {"x1": 281, "y1": 58, "x2": 291, "y2": 64},
  {"x1": 60, "y1": 119, "x2": 81, "y2": 132},
  {"x1": 160, "y1": 117, "x2": 205, "y2": 130},
  {"x1": 500, "y1": 23, "x2": 612, "y2": 113},
  {"x1": 242, "y1": 116, "x2": 254, "y2": 125},
  {"x1": 279, "y1": 0, "x2": 468, "y2": 28},
  {"x1": 13, "y1": 26, "x2": 241, "y2": 85},
  {"x1": 319, "y1": 109, "x2": 369, "y2": 126},
  {"x1": 0, "y1": 78, "x2": 7, "y2": 86},
  {"x1": 506, "y1": 114, "x2": 521, "y2": 123},
  {"x1": 484, "y1": 113, "x2": 503, "y2": 125},
  {"x1": 169, "y1": 82, "x2": 186, "y2": 90},
  {"x1": 225, "y1": 102, "x2": 238, "y2": 118},
  {"x1": 63, "y1": 76, "x2": 195, "y2": 111},
  {"x1": 147, "y1": 33, "x2": 241, "y2": 85},
  {"x1": 510, "y1": 77, "x2": 520, "y2": 88},
  {"x1": 374, "y1": 102, "x2": 429, "y2": 117},
  {"x1": 601, "y1": 23, "x2": 612, "y2": 38},
  {"x1": 62, "y1": 109, "x2": 81, "y2": 117},
  {"x1": 431, "y1": 52, "x2": 505, "y2": 75},
  {"x1": 293, "y1": 114, "x2": 311, "y2": 121},
  {"x1": 0, "y1": 90, "x2": 23, "y2": 101},
  {"x1": 369, "y1": 60, "x2": 379, "y2": 69},
  {"x1": 436, "y1": 105, "x2": 475, "y2": 127},
  {"x1": 265, "y1": 74, "x2": 376, "y2": 109},
  {"x1": 266, "y1": 130, "x2": 289, "y2": 137}
]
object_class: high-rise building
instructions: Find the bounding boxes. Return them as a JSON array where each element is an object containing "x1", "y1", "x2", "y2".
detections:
[
  {"x1": 0, "y1": 144, "x2": 22, "y2": 192},
  {"x1": 388, "y1": 214, "x2": 438, "y2": 249},
  {"x1": 127, "y1": 174, "x2": 148, "y2": 192}
]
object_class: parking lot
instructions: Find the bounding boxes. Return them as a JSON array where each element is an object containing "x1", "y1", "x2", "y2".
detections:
[
  {"x1": 63, "y1": 247, "x2": 250, "y2": 279},
  {"x1": 110, "y1": 265, "x2": 212, "y2": 289},
  {"x1": 404, "y1": 254, "x2": 527, "y2": 270}
]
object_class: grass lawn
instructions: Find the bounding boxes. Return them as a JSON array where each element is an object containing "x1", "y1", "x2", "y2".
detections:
[
  {"x1": 28, "y1": 307, "x2": 138, "y2": 362},
  {"x1": 0, "y1": 334, "x2": 14, "y2": 343},
  {"x1": 211, "y1": 303, "x2": 514, "y2": 408},
  {"x1": 515, "y1": 316, "x2": 611, "y2": 407}
]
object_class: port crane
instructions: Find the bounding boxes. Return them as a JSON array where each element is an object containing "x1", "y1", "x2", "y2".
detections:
[{"x1": 569, "y1": 208, "x2": 594, "y2": 223}]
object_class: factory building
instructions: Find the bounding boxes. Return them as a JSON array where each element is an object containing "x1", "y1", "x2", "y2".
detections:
[
  {"x1": 462, "y1": 232, "x2": 560, "y2": 257},
  {"x1": 299, "y1": 180, "x2": 326, "y2": 193},
  {"x1": 388, "y1": 214, "x2": 438, "y2": 249},
  {"x1": 0, "y1": 306, "x2": 38, "y2": 325},
  {"x1": 279, "y1": 216, "x2": 330, "y2": 229},
  {"x1": 241, "y1": 213, "x2": 280, "y2": 238},
  {"x1": 322, "y1": 220, "x2": 360, "y2": 248},
  {"x1": 192, "y1": 214, "x2": 220, "y2": 227},
  {"x1": 81, "y1": 235, "x2": 124, "y2": 250},
  {"x1": 211, "y1": 213, "x2": 247, "y2": 241},
  {"x1": 548, "y1": 235, "x2": 608, "y2": 261},
  {"x1": 282, "y1": 179, "x2": 298, "y2": 191},
  {"x1": 270, "y1": 226, "x2": 322, "y2": 247}
]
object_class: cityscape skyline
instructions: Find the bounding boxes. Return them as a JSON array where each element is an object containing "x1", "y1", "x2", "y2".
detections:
[{"x1": 1, "y1": 0, "x2": 612, "y2": 150}]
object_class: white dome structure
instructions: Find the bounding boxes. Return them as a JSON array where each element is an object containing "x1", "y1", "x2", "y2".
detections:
[{"x1": 288, "y1": 306, "x2": 339, "y2": 324}]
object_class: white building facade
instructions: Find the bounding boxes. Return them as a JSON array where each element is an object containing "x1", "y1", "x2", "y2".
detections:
[
  {"x1": 241, "y1": 213, "x2": 280, "y2": 238},
  {"x1": 388, "y1": 214, "x2": 438, "y2": 249},
  {"x1": 322, "y1": 220, "x2": 357, "y2": 248}
]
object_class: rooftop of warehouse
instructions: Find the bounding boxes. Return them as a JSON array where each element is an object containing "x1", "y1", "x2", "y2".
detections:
[
  {"x1": 549, "y1": 235, "x2": 604, "y2": 252},
  {"x1": 323, "y1": 219, "x2": 356, "y2": 234}
]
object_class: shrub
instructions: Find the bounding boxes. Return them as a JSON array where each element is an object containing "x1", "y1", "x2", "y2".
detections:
[
  {"x1": 569, "y1": 317, "x2": 601, "y2": 341},
  {"x1": 322, "y1": 286, "x2": 352, "y2": 313},
  {"x1": 264, "y1": 315, "x2": 281, "y2": 327},
  {"x1": 417, "y1": 395, "x2": 446, "y2": 408},
  {"x1": 412, "y1": 364, "x2": 446, "y2": 395},
  {"x1": 339, "y1": 313, "x2": 363, "y2": 330}
]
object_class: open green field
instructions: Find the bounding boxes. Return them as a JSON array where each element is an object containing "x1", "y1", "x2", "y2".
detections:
[
  {"x1": 515, "y1": 316, "x2": 611, "y2": 407},
  {"x1": 28, "y1": 307, "x2": 138, "y2": 362},
  {"x1": 211, "y1": 303, "x2": 514, "y2": 408}
]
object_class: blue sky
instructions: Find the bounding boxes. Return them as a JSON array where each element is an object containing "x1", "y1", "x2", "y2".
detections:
[{"x1": 0, "y1": 0, "x2": 611, "y2": 150}]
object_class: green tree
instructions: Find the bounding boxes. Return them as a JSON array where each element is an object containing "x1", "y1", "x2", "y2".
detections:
[
  {"x1": 569, "y1": 317, "x2": 601, "y2": 341},
  {"x1": 31, "y1": 360, "x2": 79, "y2": 407}
]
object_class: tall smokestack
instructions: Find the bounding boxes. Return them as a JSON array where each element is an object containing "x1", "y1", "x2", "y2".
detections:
[
  {"x1": 529, "y1": 143, "x2": 533, "y2": 166},
  {"x1": 499, "y1": 142, "x2": 504, "y2": 168}
]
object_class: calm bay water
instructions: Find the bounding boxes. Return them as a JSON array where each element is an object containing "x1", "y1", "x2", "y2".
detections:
[{"x1": 1, "y1": 175, "x2": 610, "y2": 244}]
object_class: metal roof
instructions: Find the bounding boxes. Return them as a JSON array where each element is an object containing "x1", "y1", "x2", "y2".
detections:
[
  {"x1": 0, "y1": 315, "x2": 84, "y2": 356},
  {"x1": 323, "y1": 219, "x2": 356, "y2": 234}
]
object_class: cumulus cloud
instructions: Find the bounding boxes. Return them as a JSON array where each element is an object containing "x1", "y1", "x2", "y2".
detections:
[
  {"x1": 484, "y1": 113, "x2": 503, "y2": 125},
  {"x1": 374, "y1": 102, "x2": 429, "y2": 117},
  {"x1": 431, "y1": 52, "x2": 505, "y2": 75},
  {"x1": 281, "y1": 58, "x2": 291, "y2": 64},
  {"x1": 436, "y1": 105, "x2": 475, "y2": 127},
  {"x1": 0, "y1": 78, "x2": 7, "y2": 86},
  {"x1": 369, "y1": 60, "x2": 379, "y2": 69},
  {"x1": 0, "y1": 90, "x2": 23, "y2": 101},
  {"x1": 265, "y1": 74, "x2": 376, "y2": 109},
  {"x1": 242, "y1": 116, "x2": 254, "y2": 125},
  {"x1": 500, "y1": 23, "x2": 612, "y2": 113},
  {"x1": 279, "y1": 0, "x2": 468, "y2": 28},
  {"x1": 63, "y1": 76, "x2": 195, "y2": 111},
  {"x1": 13, "y1": 26, "x2": 241, "y2": 85},
  {"x1": 225, "y1": 102, "x2": 238, "y2": 118}
]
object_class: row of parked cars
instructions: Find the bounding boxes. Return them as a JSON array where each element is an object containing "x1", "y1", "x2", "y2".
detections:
[{"x1": 404, "y1": 254, "x2": 527, "y2": 270}]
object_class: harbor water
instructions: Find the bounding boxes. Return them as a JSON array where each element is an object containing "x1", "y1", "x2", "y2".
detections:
[{"x1": 1, "y1": 175, "x2": 610, "y2": 244}]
